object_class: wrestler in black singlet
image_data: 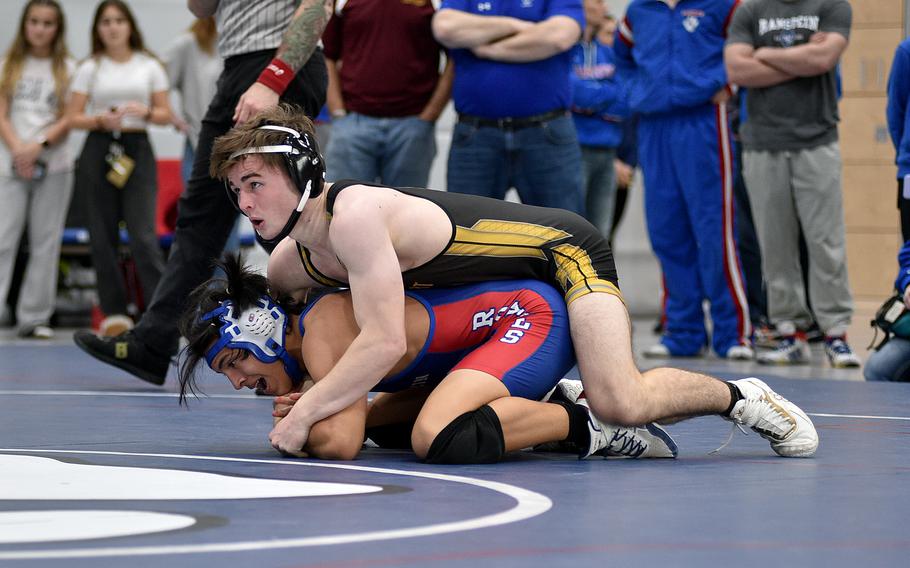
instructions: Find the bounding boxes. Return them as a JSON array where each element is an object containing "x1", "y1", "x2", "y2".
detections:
[{"x1": 297, "y1": 180, "x2": 621, "y2": 305}]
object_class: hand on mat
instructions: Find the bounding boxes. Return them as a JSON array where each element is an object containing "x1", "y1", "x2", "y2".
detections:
[
  {"x1": 269, "y1": 412, "x2": 311, "y2": 458},
  {"x1": 233, "y1": 82, "x2": 280, "y2": 125}
]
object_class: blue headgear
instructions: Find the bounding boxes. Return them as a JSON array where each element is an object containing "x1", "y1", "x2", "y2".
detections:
[
  {"x1": 201, "y1": 295, "x2": 304, "y2": 385},
  {"x1": 225, "y1": 125, "x2": 325, "y2": 249}
]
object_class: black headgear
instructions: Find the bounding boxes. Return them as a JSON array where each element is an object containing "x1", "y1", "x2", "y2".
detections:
[{"x1": 225, "y1": 125, "x2": 325, "y2": 248}]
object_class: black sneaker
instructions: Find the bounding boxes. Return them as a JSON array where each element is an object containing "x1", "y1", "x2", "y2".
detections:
[{"x1": 73, "y1": 330, "x2": 170, "y2": 386}]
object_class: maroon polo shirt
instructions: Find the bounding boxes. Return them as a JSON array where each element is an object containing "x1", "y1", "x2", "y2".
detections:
[{"x1": 322, "y1": 0, "x2": 443, "y2": 117}]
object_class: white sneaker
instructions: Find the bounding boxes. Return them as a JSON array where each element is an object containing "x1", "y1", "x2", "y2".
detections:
[
  {"x1": 642, "y1": 343, "x2": 671, "y2": 358},
  {"x1": 757, "y1": 335, "x2": 810, "y2": 365},
  {"x1": 724, "y1": 345, "x2": 755, "y2": 360},
  {"x1": 577, "y1": 399, "x2": 678, "y2": 459},
  {"x1": 727, "y1": 378, "x2": 818, "y2": 457},
  {"x1": 824, "y1": 336, "x2": 861, "y2": 368}
]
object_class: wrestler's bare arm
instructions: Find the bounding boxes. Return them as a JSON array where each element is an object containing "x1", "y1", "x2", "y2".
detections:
[{"x1": 268, "y1": 195, "x2": 408, "y2": 453}]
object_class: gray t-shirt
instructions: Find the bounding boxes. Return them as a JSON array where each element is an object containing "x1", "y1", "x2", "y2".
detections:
[{"x1": 727, "y1": 0, "x2": 852, "y2": 151}]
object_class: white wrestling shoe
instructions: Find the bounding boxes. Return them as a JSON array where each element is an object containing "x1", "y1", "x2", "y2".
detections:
[
  {"x1": 726, "y1": 378, "x2": 818, "y2": 457},
  {"x1": 577, "y1": 399, "x2": 678, "y2": 459},
  {"x1": 545, "y1": 378, "x2": 584, "y2": 404}
]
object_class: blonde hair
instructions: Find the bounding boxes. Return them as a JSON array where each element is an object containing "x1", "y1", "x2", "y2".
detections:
[
  {"x1": 0, "y1": 0, "x2": 70, "y2": 111},
  {"x1": 210, "y1": 104, "x2": 317, "y2": 180},
  {"x1": 190, "y1": 17, "x2": 217, "y2": 55}
]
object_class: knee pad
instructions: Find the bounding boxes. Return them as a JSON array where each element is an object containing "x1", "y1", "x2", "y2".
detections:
[
  {"x1": 424, "y1": 405, "x2": 505, "y2": 464},
  {"x1": 365, "y1": 421, "x2": 415, "y2": 450}
]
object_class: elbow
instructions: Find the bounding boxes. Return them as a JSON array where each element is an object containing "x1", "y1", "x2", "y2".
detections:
[
  {"x1": 431, "y1": 14, "x2": 458, "y2": 48},
  {"x1": 552, "y1": 34, "x2": 578, "y2": 54},
  {"x1": 380, "y1": 333, "x2": 408, "y2": 364},
  {"x1": 307, "y1": 421, "x2": 363, "y2": 460}
]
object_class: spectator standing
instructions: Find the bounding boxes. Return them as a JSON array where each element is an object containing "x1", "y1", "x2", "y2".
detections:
[
  {"x1": 73, "y1": 0, "x2": 330, "y2": 386},
  {"x1": 0, "y1": 0, "x2": 74, "y2": 339},
  {"x1": 725, "y1": 0, "x2": 860, "y2": 367},
  {"x1": 571, "y1": 4, "x2": 628, "y2": 238},
  {"x1": 433, "y1": 0, "x2": 585, "y2": 212},
  {"x1": 323, "y1": 0, "x2": 453, "y2": 187},
  {"x1": 615, "y1": 0, "x2": 753, "y2": 360},
  {"x1": 67, "y1": 0, "x2": 172, "y2": 337},
  {"x1": 165, "y1": 16, "x2": 222, "y2": 187},
  {"x1": 887, "y1": 38, "x2": 910, "y2": 242},
  {"x1": 864, "y1": 239, "x2": 910, "y2": 382}
]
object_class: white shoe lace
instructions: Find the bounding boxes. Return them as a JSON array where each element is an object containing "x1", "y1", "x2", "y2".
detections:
[{"x1": 709, "y1": 422, "x2": 748, "y2": 455}]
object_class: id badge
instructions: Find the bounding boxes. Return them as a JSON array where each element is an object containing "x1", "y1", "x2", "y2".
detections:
[{"x1": 105, "y1": 141, "x2": 134, "y2": 189}]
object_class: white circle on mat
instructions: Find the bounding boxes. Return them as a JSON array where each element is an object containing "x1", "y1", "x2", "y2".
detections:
[
  {"x1": 0, "y1": 510, "x2": 196, "y2": 544},
  {"x1": 0, "y1": 454, "x2": 381, "y2": 500}
]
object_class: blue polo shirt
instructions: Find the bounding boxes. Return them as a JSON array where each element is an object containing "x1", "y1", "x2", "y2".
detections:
[{"x1": 441, "y1": 0, "x2": 584, "y2": 119}]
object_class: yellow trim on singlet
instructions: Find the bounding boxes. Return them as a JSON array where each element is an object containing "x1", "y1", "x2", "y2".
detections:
[
  {"x1": 297, "y1": 245, "x2": 345, "y2": 287},
  {"x1": 550, "y1": 243, "x2": 623, "y2": 305},
  {"x1": 448, "y1": 220, "x2": 572, "y2": 259},
  {"x1": 565, "y1": 279, "x2": 624, "y2": 305}
]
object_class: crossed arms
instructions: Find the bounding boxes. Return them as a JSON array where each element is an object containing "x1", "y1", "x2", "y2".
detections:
[
  {"x1": 432, "y1": 8, "x2": 581, "y2": 63},
  {"x1": 725, "y1": 31, "x2": 848, "y2": 88}
]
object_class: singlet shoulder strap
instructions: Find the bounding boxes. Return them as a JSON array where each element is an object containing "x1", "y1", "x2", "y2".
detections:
[{"x1": 325, "y1": 179, "x2": 364, "y2": 218}]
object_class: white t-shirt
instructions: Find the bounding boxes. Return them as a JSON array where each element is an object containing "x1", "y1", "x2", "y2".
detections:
[
  {"x1": 70, "y1": 52, "x2": 169, "y2": 131},
  {"x1": 0, "y1": 55, "x2": 76, "y2": 177}
]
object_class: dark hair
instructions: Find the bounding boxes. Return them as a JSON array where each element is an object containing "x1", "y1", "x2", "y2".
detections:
[
  {"x1": 90, "y1": 0, "x2": 149, "y2": 56},
  {"x1": 178, "y1": 253, "x2": 274, "y2": 405}
]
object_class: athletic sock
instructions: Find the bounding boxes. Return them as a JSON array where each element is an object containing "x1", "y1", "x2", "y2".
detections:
[
  {"x1": 551, "y1": 400, "x2": 591, "y2": 450},
  {"x1": 723, "y1": 381, "x2": 744, "y2": 417}
]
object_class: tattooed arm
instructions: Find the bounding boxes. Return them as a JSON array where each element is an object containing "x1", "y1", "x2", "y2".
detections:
[{"x1": 232, "y1": 0, "x2": 332, "y2": 124}]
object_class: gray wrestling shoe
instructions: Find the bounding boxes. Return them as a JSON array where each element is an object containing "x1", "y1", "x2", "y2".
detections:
[{"x1": 577, "y1": 399, "x2": 679, "y2": 459}]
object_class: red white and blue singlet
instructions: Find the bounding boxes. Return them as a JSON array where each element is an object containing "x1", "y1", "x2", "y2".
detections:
[{"x1": 301, "y1": 279, "x2": 575, "y2": 400}]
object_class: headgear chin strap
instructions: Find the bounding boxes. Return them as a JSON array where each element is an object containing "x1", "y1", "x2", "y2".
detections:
[
  {"x1": 201, "y1": 295, "x2": 304, "y2": 385},
  {"x1": 226, "y1": 124, "x2": 326, "y2": 249}
]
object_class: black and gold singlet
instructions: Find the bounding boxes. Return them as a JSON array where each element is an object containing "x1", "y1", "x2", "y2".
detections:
[{"x1": 296, "y1": 180, "x2": 621, "y2": 305}]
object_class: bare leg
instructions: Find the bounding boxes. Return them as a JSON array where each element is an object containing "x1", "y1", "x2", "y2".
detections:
[
  {"x1": 568, "y1": 293, "x2": 730, "y2": 425},
  {"x1": 410, "y1": 369, "x2": 572, "y2": 458}
]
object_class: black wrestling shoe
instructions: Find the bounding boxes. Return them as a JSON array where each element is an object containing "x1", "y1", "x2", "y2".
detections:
[{"x1": 73, "y1": 330, "x2": 170, "y2": 386}]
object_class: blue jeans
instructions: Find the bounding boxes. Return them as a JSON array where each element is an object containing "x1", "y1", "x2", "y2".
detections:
[
  {"x1": 581, "y1": 145, "x2": 617, "y2": 237},
  {"x1": 864, "y1": 337, "x2": 910, "y2": 382},
  {"x1": 325, "y1": 112, "x2": 436, "y2": 187},
  {"x1": 446, "y1": 114, "x2": 584, "y2": 213}
]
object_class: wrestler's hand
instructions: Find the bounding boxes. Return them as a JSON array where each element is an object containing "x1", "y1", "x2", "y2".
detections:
[
  {"x1": 269, "y1": 410, "x2": 311, "y2": 457},
  {"x1": 233, "y1": 81, "x2": 280, "y2": 125},
  {"x1": 273, "y1": 391, "x2": 303, "y2": 420}
]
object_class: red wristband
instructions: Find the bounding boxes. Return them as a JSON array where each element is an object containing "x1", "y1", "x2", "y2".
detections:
[{"x1": 256, "y1": 58, "x2": 295, "y2": 95}]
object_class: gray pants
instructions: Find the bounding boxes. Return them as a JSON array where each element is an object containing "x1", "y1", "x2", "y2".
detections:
[
  {"x1": 0, "y1": 170, "x2": 73, "y2": 328},
  {"x1": 742, "y1": 141, "x2": 853, "y2": 335}
]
